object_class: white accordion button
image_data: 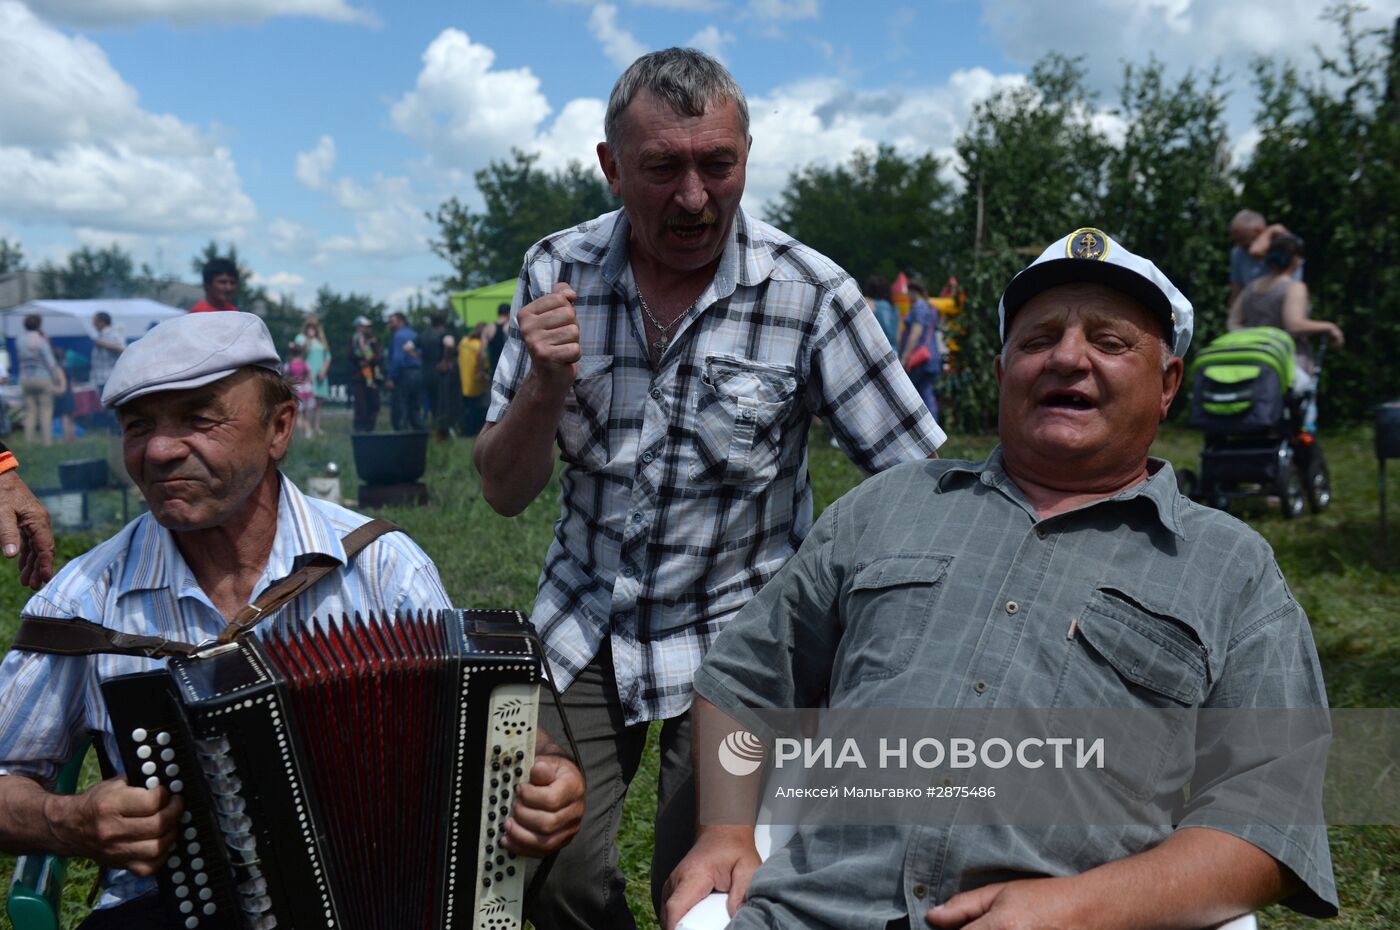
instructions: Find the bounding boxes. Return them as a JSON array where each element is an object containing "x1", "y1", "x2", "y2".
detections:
[
  {"x1": 199, "y1": 888, "x2": 213, "y2": 901},
  {"x1": 204, "y1": 904, "x2": 216, "y2": 916},
  {"x1": 172, "y1": 871, "x2": 186, "y2": 884},
  {"x1": 180, "y1": 901, "x2": 193, "y2": 914},
  {"x1": 191, "y1": 857, "x2": 204, "y2": 870},
  {"x1": 136, "y1": 746, "x2": 152, "y2": 760},
  {"x1": 170, "y1": 780, "x2": 185, "y2": 793},
  {"x1": 141, "y1": 762, "x2": 157, "y2": 776},
  {"x1": 166, "y1": 764, "x2": 180, "y2": 776},
  {"x1": 131, "y1": 728, "x2": 147, "y2": 742},
  {"x1": 145, "y1": 777, "x2": 159, "y2": 790},
  {"x1": 162, "y1": 748, "x2": 176, "y2": 762},
  {"x1": 174, "y1": 886, "x2": 189, "y2": 899},
  {"x1": 185, "y1": 917, "x2": 198, "y2": 929},
  {"x1": 156, "y1": 731, "x2": 172, "y2": 746}
]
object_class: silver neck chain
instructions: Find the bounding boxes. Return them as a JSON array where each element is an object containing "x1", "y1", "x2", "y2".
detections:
[{"x1": 637, "y1": 290, "x2": 692, "y2": 356}]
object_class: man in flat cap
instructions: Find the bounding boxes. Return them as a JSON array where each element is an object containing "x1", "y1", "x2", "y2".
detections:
[
  {"x1": 0, "y1": 313, "x2": 584, "y2": 929},
  {"x1": 666, "y1": 229, "x2": 1336, "y2": 929}
]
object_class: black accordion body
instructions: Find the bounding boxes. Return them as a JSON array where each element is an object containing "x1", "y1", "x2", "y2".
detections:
[{"x1": 101, "y1": 609, "x2": 545, "y2": 930}]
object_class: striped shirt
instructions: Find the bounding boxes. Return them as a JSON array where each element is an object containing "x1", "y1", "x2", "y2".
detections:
[
  {"x1": 0, "y1": 475, "x2": 450, "y2": 908},
  {"x1": 488, "y1": 208, "x2": 945, "y2": 724}
]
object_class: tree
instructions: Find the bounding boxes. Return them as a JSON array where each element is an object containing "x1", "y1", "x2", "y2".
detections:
[
  {"x1": 765, "y1": 145, "x2": 954, "y2": 284},
  {"x1": 0, "y1": 238, "x2": 22, "y2": 275},
  {"x1": 429, "y1": 150, "x2": 617, "y2": 292},
  {"x1": 1239, "y1": 3, "x2": 1400, "y2": 423},
  {"x1": 37, "y1": 244, "x2": 138, "y2": 299},
  {"x1": 945, "y1": 55, "x2": 1115, "y2": 430},
  {"x1": 1102, "y1": 60, "x2": 1236, "y2": 344}
]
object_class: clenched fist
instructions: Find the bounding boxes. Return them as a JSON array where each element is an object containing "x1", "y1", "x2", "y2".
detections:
[{"x1": 519, "y1": 283, "x2": 581, "y2": 388}]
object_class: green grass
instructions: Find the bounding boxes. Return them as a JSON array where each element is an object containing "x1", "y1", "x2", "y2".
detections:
[{"x1": 0, "y1": 409, "x2": 1394, "y2": 928}]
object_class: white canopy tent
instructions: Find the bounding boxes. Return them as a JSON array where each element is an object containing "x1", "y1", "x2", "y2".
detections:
[{"x1": 1, "y1": 299, "x2": 185, "y2": 380}]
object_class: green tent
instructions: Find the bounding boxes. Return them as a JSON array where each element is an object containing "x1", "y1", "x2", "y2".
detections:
[{"x1": 450, "y1": 280, "x2": 516, "y2": 328}]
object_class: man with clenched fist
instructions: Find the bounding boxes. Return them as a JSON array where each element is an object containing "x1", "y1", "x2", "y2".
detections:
[{"x1": 473, "y1": 47, "x2": 945, "y2": 930}]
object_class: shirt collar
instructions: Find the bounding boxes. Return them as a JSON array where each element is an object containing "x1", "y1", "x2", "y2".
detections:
[
  {"x1": 117, "y1": 474, "x2": 347, "y2": 598},
  {"x1": 936, "y1": 445, "x2": 1187, "y2": 539},
  {"x1": 566, "y1": 207, "x2": 774, "y2": 295}
]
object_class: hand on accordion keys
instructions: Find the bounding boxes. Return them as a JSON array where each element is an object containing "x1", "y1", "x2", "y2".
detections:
[
  {"x1": 500, "y1": 730, "x2": 585, "y2": 858},
  {"x1": 50, "y1": 776, "x2": 184, "y2": 877}
]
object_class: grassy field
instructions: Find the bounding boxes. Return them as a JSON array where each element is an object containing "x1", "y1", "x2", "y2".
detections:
[{"x1": 0, "y1": 407, "x2": 1394, "y2": 928}]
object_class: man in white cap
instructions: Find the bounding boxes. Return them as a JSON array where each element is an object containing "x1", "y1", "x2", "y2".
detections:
[
  {"x1": 665, "y1": 228, "x2": 1336, "y2": 929},
  {"x1": 0, "y1": 312, "x2": 583, "y2": 929}
]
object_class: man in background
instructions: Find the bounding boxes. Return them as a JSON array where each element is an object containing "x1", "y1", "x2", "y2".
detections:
[
  {"x1": 189, "y1": 258, "x2": 239, "y2": 313},
  {"x1": 1228, "y1": 209, "x2": 1301, "y2": 304},
  {"x1": 386, "y1": 311, "x2": 425, "y2": 431},
  {"x1": 349, "y1": 315, "x2": 382, "y2": 432}
]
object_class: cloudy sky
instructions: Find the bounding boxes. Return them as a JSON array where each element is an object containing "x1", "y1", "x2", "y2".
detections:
[{"x1": 1, "y1": 0, "x2": 1396, "y2": 309}]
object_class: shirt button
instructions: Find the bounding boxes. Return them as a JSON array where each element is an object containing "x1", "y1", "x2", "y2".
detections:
[
  {"x1": 912, "y1": 883, "x2": 928, "y2": 898},
  {"x1": 740, "y1": 408, "x2": 754, "y2": 420},
  {"x1": 632, "y1": 512, "x2": 644, "y2": 523},
  {"x1": 650, "y1": 387, "x2": 662, "y2": 401},
  {"x1": 1005, "y1": 600, "x2": 1019, "y2": 615},
  {"x1": 622, "y1": 565, "x2": 635, "y2": 578},
  {"x1": 1036, "y1": 527, "x2": 1048, "y2": 540},
  {"x1": 973, "y1": 680, "x2": 988, "y2": 694},
  {"x1": 641, "y1": 451, "x2": 655, "y2": 464}
]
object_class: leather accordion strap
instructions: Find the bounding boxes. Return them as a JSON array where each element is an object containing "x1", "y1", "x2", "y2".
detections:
[
  {"x1": 10, "y1": 616, "x2": 200, "y2": 658},
  {"x1": 215, "y1": 518, "x2": 400, "y2": 644},
  {"x1": 12, "y1": 518, "x2": 402, "y2": 657}
]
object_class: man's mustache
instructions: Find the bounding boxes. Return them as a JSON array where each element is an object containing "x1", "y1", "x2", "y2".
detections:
[{"x1": 667, "y1": 207, "x2": 719, "y2": 229}]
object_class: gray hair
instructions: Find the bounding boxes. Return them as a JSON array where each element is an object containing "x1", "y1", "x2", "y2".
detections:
[
  {"x1": 604, "y1": 47, "x2": 749, "y2": 155},
  {"x1": 1230, "y1": 208, "x2": 1264, "y2": 231}
]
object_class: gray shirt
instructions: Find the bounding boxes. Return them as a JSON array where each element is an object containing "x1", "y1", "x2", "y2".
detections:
[
  {"x1": 17, "y1": 332, "x2": 57, "y2": 382},
  {"x1": 695, "y1": 449, "x2": 1337, "y2": 929}
]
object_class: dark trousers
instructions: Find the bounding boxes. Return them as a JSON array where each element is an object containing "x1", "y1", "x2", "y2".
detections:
[
  {"x1": 461, "y1": 394, "x2": 487, "y2": 437},
  {"x1": 77, "y1": 894, "x2": 168, "y2": 929},
  {"x1": 908, "y1": 367, "x2": 940, "y2": 420},
  {"x1": 352, "y1": 379, "x2": 380, "y2": 432},
  {"x1": 524, "y1": 642, "x2": 695, "y2": 930},
  {"x1": 390, "y1": 367, "x2": 426, "y2": 431}
]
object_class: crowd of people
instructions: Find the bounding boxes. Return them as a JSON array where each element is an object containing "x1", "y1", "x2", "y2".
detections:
[
  {"x1": 0, "y1": 46, "x2": 1343, "y2": 930},
  {"x1": 343, "y1": 302, "x2": 512, "y2": 438}
]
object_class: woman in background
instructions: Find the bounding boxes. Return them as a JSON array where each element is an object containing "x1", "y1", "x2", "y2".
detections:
[
  {"x1": 18, "y1": 315, "x2": 59, "y2": 447},
  {"x1": 862, "y1": 274, "x2": 900, "y2": 351},
  {"x1": 296, "y1": 317, "x2": 332, "y2": 437}
]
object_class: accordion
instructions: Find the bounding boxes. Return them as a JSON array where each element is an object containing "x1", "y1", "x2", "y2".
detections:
[{"x1": 101, "y1": 608, "x2": 548, "y2": 930}]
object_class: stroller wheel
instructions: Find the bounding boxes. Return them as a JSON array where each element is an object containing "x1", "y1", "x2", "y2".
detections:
[
  {"x1": 1278, "y1": 467, "x2": 1306, "y2": 519},
  {"x1": 1305, "y1": 450, "x2": 1331, "y2": 513}
]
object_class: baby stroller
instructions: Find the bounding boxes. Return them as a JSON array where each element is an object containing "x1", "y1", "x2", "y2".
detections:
[{"x1": 1187, "y1": 327, "x2": 1330, "y2": 518}]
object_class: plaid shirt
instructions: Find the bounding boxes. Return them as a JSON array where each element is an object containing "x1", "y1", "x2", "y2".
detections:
[
  {"x1": 0, "y1": 476, "x2": 450, "y2": 909},
  {"x1": 488, "y1": 208, "x2": 945, "y2": 724}
]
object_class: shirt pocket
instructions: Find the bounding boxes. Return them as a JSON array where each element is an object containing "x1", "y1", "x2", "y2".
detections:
[
  {"x1": 557, "y1": 355, "x2": 613, "y2": 471},
  {"x1": 689, "y1": 355, "x2": 798, "y2": 486},
  {"x1": 834, "y1": 554, "x2": 953, "y2": 691},
  {"x1": 1050, "y1": 587, "x2": 1210, "y2": 801}
]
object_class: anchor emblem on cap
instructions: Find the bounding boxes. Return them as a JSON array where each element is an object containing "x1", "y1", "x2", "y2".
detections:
[{"x1": 1067, "y1": 228, "x2": 1109, "y2": 260}]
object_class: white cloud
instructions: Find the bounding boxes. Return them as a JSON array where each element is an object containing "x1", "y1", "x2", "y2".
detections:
[
  {"x1": 25, "y1": 0, "x2": 377, "y2": 27},
  {"x1": 295, "y1": 136, "x2": 337, "y2": 190},
  {"x1": 390, "y1": 29, "x2": 554, "y2": 169},
  {"x1": 267, "y1": 218, "x2": 321, "y2": 260},
  {"x1": 742, "y1": 67, "x2": 1027, "y2": 208},
  {"x1": 252, "y1": 270, "x2": 306, "y2": 290},
  {"x1": 686, "y1": 25, "x2": 735, "y2": 62},
  {"x1": 0, "y1": 1, "x2": 256, "y2": 234},
  {"x1": 391, "y1": 29, "x2": 606, "y2": 183},
  {"x1": 981, "y1": 0, "x2": 1400, "y2": 94},
  {"x1": 589, "y1": 4, "x2": 647, "y2": 69}
]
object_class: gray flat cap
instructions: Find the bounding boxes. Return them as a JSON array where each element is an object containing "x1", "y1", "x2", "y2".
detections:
[{"x1": 102, "y1": 311, "x2": 282, "y2": 408}]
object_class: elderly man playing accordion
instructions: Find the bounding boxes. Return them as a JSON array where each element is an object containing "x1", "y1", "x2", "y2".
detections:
[{"x1": 0, "y1": 313, "x2": 583, "y2": 930}]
